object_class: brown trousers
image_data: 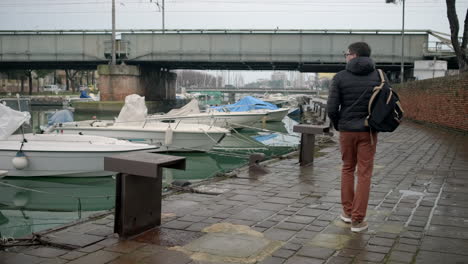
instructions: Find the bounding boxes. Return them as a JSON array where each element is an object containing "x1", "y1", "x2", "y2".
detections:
[{"x1": 340, "y1": 131, "x2": 377, "y2": 222}]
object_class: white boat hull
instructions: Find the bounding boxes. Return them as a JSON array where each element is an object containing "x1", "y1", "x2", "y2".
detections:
[
  {"x1": 55, "y1": 121, "x2": 227, "y2": 152},
  {"x1": 148, "y1": 112, "x2": 267, "y2": 129},
  {"x1": 1, "y1": 150, "x2": 121, "y2": 177},
  {"x1": 0, "y1": 134, "x2": 157, "y2": 177},
  {"x1": 265, "y1": 108, "x2": 290, "y2": 122}
]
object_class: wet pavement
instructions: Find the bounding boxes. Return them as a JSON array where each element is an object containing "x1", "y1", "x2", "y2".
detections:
[{"x1": 1, "y1": 121, "x2": 468, "y2": 264}]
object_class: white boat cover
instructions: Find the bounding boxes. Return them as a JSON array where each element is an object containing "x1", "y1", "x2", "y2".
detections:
[
  {"x1": 115, "y1": 94, "x2": 147, "y2": 127},
  {"x1": 0, "y1": 103, "x2": 31, "y2": 140},
  {"x1": 166, "y1": 99, "x2": 201, "y2": 116}
]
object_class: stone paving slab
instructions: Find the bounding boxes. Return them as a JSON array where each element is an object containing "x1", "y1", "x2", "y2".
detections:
[{"x1": 2, "y1": 122, "x2": 468, "y2": 264}]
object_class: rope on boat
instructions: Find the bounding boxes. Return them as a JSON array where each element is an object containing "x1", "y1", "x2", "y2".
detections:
[
  {"x1": 229, "y1": 122, "x2": 272, "y2": 132},
  {"x1": 200, "y1": 128, "x2": 220, "y2": 144},
  {"x1": 228, "y1": 124, "x2": 300, "y2": 148},
  {"x1": 205, "y1": 149, "x2": 253, "y2": 159},
  {"x1": 230, "y1": 122, "x2": 300, "y2": 139},
  {"x1": 228, "y1": 126, "x2": 266, "y2": 147},
  {"x1": 164, "y1": 144, "x2": 252, "y2": 159}
]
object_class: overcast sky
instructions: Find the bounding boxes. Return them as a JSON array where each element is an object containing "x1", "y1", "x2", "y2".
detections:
[{"x1": 0, "y1": 0, "x2": 467, "y2": 82}]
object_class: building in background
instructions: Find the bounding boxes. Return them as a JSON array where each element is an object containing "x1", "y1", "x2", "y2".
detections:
[
  {"x1": 316, "y1": 73, "x2": 336, "y2": 91},
  {"x1": 413, "y1": 60, "x2": 447, "y2": 80},
  {"x1": 271, "y1": 72, "x2": 287, "y2": 82}
]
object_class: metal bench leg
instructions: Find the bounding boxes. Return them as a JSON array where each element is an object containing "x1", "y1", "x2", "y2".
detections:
[
  {"x1": 299, "y1": 134, "x2": 315, "y2": 166},
  {"x1": 114, "y1": 170, "x2": 163, "y2": 239}
]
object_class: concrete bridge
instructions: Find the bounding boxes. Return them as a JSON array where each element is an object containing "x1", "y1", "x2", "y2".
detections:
[
  {"x1": 0, "y1": 29, "x2": 456, "y2": 100},
  {"x1": 0, "y1": 29, "x2": 455, "y2": 71}
]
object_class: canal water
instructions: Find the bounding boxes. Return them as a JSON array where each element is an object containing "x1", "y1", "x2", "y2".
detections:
[{"x1": 0, "y1": 104, "x2": 301, "y2": 239}]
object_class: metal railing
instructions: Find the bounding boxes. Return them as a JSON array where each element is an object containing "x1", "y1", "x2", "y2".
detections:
[
  {"x1": 104, "y1": 40, "x2": 131, "y2": 59},
  {"x1": 0, "y1": 29, "x2": 433, "y2": 35}
]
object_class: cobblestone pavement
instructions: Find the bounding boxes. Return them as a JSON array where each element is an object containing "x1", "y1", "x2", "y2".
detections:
[{"x1": 1, "y1": 122, "x2": 467, "y2": 264}]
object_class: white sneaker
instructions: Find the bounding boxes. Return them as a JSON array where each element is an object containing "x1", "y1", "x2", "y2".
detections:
[
  {"x1": 351, "y1": 221, "x2": 368, "y2": 232},
  {"x1": 340, "y1": 213, "x2": 351, "y2": 223}
]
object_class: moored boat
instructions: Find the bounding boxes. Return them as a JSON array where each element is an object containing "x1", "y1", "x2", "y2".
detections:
[
  {"x1": 211, "y1": 96, "x2": 289, "y2": 122},
  {"x1": 53, "y1": 120, "x2": 228, "y2": 152},
  {"x1": 0, "y1": 102, "x2": 158, "y2": 177},
  {"x1": 250, "y1": 108, "x2": 290, "y2": 122},
  {"x1": 0, "y1": 133, "x2": 158, "y2": 177},
  {"x1": 49, "y1": 94, "x2": 229, "y2": 152},
  {"x1": 147, "y1": 99, "x2": 267, "y2": 129}
]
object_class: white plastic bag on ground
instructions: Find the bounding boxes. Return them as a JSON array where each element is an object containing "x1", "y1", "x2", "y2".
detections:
[
  {"x1": 115, "y1": 94, "x2": 147, "y2": 127},
  {"x1": 0, "y1": 103, "x2": 31, "y2": 139}
]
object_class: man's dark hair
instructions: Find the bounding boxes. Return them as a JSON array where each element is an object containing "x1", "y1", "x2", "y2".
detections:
[{"x1": 348, "y1": 42, "x2": 371, "y2": 57}]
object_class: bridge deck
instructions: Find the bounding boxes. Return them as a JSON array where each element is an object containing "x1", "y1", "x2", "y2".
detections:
[{"x1": 0, "y1": 29, "x2": 454, "y2": 71}]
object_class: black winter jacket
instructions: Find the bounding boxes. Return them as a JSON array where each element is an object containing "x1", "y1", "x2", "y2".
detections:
[{"x1": 327, "y1": 57, "x2": 385, "y2": 132}]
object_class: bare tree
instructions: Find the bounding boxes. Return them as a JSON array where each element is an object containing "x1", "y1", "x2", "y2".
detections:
[
  {"x1": 24, "y1": 70, "x2": 33, "y2": 95},
  {"x1": 446, "y1": 0, "x2": 468, "y2": 72},
  {"x1": 175, "y1": 70, "x2": 220, "y2": 88},
  {"x1": 35, "y1": 70, "x2": 54, "y2": 91},
  {"x1": 65, "y1": 69, "x2": 80, "y2": 92}
]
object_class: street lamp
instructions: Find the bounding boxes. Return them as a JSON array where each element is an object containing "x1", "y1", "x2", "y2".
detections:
[
  {"x1": 111, "y1": 0, "x2": 116, "y2": 65},
  {"x1": 151, "y1": 0, "x2": 165, "y2": 32},
  {"x1": 386, "y1": 0, "x2": 405, "y2": 83},
  {"x1": 162, "y1": 0, "x2": 165, "y2": 32}
]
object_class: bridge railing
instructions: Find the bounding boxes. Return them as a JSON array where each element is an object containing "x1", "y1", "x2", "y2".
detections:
[
  {"x1": 104, "y1": 40, "x2": 131, "y2": 60},
  {"x1": 0, "y1": 29, "x2": 433, "y2": 35},
  {"x1": 425, "y1": 41, "x2": 454, "y2": 53}
]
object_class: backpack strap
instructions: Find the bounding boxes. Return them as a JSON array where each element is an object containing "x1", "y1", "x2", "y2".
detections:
[
  {"x1": 365, "y1": 69, "x2": 386, "y2": 145},
  {"x1": 340, "y1": 85, "x2": 370, "y2": 118},
  {"x1": 367, "y1": 69, "x2": 386, "y2": 115}
]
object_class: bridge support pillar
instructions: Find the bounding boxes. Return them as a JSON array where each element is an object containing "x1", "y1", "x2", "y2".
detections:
[
  {"x1": 228, "y1": 92, "x2": 236, "y2": 103},
  {"x1": 97, "y1": 65, "x2": 178, "y2": 101},
  {"x1": 97, "y1": 65, "x2": 143, "y2": 101},
  {"x1": 140, "y1": 67, "x2": 177, "y2": 101},
  {"x1": 166, "y1": 72, "x2": 177, "y2": 100}
]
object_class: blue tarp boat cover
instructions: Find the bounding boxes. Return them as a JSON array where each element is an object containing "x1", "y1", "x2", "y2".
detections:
[
  {"x1": 211, "y1": 96, "x2": 278, "y2": 112},
  {"x1": 80, "y1": 90, "x2": 91, "y2": 98},
  {"x1": 288, "y1": 108, "x2": 301, "y2": 116},
  {"x1": 253, "y1": 133, "x2": 278, "y2": 142},
  {"x1": 48, "y1": 110, "x2": 74, "y2": 126}
]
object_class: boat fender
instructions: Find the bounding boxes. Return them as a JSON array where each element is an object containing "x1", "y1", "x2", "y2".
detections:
[
  {"x1": 13, "y1": 191, "x2": 30, "y2": 207},
  {"x1": 12, "y1": 151, "x2": 28, "y2": 170},
  {"x1": 164, "y1": 126, "x2": 173, "y2": 145}
]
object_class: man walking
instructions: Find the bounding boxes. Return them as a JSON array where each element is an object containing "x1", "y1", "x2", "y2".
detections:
[{"x1": 327, "y1": 42, "x2": 381, "y2": 232}]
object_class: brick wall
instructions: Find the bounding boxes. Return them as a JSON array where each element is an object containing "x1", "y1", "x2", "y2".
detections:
[{"x1": 393, "y1": 72, "x2": 468, "y2": 132}]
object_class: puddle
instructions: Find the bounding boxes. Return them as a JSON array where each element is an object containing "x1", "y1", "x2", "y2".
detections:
[
  {"x1": 332, "y1": 219, "x2": 350, "y2": 228},
  {"x1": 367, "y1": 209, "x2": 392, "y2": 216},
  {"x1": 309, "y1": 233, "x2": 352, "y2": 249},
  {"x1": 133, "y1": 228, "x2": 204, "y2": 247},
  {"x1": 399, "y1": 190, "x2": 425, "y2": 198},
  {"x1": 172, "y1": 223, "x2": 282, "y2": 263},
  {"x1": 202, "y1": 222, "x2": 264, "y2": 237},
  {"x1": 375, "y1": 223, "x2": 405, "y2": 234}
]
